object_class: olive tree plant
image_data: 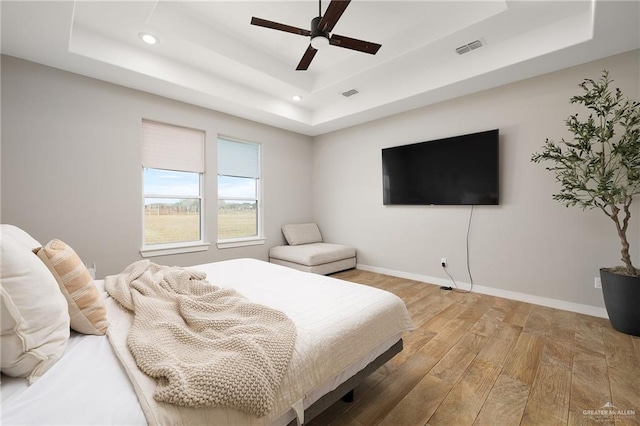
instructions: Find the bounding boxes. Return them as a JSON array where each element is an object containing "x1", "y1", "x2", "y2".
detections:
[{"x1": 531, "y1": 70, "x2": 640, "y2": 277}]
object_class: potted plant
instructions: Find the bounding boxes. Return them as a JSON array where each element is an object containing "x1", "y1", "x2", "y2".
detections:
[{"x1": 531, "y1": 70, "x2": 640, "y2": 336}]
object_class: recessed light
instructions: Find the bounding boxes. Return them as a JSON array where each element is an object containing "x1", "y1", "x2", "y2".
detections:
[
  {"x1": 291, "y1": 95, "x2": 303, "y2": 102},
  {"x1": 139, "y1": 33, "x2": 159, "y2": 45}
]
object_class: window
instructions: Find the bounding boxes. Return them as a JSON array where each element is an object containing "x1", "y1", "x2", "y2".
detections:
[
  {"x1": 141, "y1": 120, "x2": 208, "y2": 256},
  {"x1": 217, "y1": 137, "x2": 263, "y2": 247}
]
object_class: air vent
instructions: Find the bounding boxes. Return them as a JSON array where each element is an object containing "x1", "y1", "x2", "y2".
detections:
[
  {"x1": 468, "y1": 40, "x2": 483, "y2": 50},
  {"x1": 456, "y1": 39, "x2": 483, "y2": 55},
  {"x1": 455, "y1": 45, "x2": 471, "y2": 55},
  {"x1": 341, "y1": 89, "x2": 359, "y2": 97}
]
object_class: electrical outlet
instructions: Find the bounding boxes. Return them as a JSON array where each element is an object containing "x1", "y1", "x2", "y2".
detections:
[
  {"x1": 86, "y1": 261, "x2": 96, "y2": 279},
  {"x1": 441, "y1": 258, "x2": 447, "y2": 267},
  {"x1": 594, "y1": 277, "x2": 602, "y2": 289}
]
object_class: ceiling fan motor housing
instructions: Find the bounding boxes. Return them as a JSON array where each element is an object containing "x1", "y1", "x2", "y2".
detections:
[{"x1": 311, "y1": 16, "x2": 329, "y2": 44}]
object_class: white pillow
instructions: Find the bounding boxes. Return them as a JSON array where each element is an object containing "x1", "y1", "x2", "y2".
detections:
[
  {"x1": 0, "y1": 234, "x2": 70, "y2": 384},
  {"x1": 281, "y1": 223, "x2": 323, "y2": 245},
  {"x1": 1, "y1": 224, "x2": 41, "y2": 250}
]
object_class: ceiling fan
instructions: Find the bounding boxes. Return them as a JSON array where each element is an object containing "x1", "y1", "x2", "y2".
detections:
[{"x1": 250, "y1": 0, "x2": 381, "y2": 71}]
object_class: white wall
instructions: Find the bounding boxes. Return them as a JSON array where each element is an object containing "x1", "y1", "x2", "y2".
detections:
[
  {"x1": 2, "y1": 51, "x2": 638, "y2": 313},
  {"x1": 312, "y1": 50, "x2": 640, "y2": 313},
  {"x1": 1, "y1": 55, "x2": 314, "y2": 277}
]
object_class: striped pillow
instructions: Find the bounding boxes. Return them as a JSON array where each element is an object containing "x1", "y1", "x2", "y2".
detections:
[{"x1": 35, "y1": 239, "x2": 108, "y2": 335}]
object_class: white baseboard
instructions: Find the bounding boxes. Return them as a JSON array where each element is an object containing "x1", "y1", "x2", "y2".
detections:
[{"x1": 356, "y1": 263, "x2": 609, "y2": 319}]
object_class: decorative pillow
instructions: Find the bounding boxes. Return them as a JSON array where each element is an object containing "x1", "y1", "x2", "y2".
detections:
[
  {"x1": 282, "y1": 223, "x2": 323, "y2": 246},
  {"x1": 1, "y1": 234, "x2": 70, "y2": 384},
  {"x1": 35, "y1": 239, "x2": 108, "y2": 335}
]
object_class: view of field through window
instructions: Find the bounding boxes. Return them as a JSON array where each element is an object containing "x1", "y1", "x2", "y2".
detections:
[
  {"x1": 144, "y1": 204, "x2": 257, "y2": 244},
  {"x1": 143, "y1": 169, "x2": 258, "y2": 245},
  {"x1": 144, "y1": 168, "x2": 202, "y2": 245},
  {"x1": 144, "y1": 201, "x2": 201, "y2": 245},
  {"x1": 218, "y1": 174, "x2": 258, "y2": 240},
  {"x1": 218, "y1": 201, "x2": 257, "y2": 239}
]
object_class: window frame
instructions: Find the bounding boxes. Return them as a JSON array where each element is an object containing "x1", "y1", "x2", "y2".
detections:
[
  {"x1": 139, "y1": 120, "x2": 210, "y2": 257},
  {"x1": 216, "y1": 137, "x2": 265, "y2": 249}
]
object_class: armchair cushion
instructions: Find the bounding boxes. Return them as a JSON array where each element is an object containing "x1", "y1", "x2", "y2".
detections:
[
  {"x1": 281, "y1": 223, "x2": 323, "y2": 246},
  {"x1": 269, "y1": 243, "x2": 355, "y2": 266}
]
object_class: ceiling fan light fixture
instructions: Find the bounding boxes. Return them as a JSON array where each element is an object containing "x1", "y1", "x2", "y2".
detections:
[{"x1": 311, "y1": 35, "x2": 329, "y2": 50}]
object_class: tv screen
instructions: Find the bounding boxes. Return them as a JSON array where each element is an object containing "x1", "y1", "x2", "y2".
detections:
[{"x1": 382, "y1": 129, "x2": 499, "y2": 205}]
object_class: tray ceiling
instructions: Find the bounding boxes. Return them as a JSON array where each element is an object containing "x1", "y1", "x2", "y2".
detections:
[{"x1": 2, "y1": 1, "x2": 639, "y2": 136}]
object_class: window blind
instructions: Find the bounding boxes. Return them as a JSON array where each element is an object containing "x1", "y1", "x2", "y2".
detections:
[
  {"x1": 217, "y1": 137, "x2": 260, "y2": 178},
  {"x1": 142, "y1": 120, "x2": 205, "y2": 173}
]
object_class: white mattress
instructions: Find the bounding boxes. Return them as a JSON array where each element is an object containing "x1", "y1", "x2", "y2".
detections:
[{"x1": 2, "y1": 258, "x2": 413, "y2": 425}]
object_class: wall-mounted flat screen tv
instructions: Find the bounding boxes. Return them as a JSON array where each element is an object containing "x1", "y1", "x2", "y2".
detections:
[{"x1": 382, "y1": 129, "x2": 499, "y2": 205}]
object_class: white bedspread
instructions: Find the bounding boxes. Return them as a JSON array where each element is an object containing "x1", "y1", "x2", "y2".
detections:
[
  {"x1": 2, "y1": 258, "x2": 413, "y2": 426},
  {"x1": 1, "y1": 332, "x2": 147, "y2": 425},
  {"x1": 105, "y1": 260, "x2": 297, "y2": 417}
]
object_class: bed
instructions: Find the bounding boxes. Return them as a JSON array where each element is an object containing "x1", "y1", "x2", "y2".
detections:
[{"x1": 1, "y1": 229, "x2": 414, "y2": 426}]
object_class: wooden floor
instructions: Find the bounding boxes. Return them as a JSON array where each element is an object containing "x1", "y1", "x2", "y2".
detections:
[{"x1": 307, "y1": 270, "x2": 640, "y2": 426}]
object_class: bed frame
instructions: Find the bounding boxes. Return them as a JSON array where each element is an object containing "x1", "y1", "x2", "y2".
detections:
[{"x1": 287, "y1": 339, "x2": 403, "y2": 425}]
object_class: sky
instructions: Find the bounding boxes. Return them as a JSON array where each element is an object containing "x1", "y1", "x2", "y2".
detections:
[{"x1": 144, "y1": 168, "x2": 256, "y2": 204}]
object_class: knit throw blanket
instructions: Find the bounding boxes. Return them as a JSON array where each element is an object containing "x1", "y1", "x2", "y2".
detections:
[{"x1": 104, "y1": 260, "x2": 296, "y2": 418}]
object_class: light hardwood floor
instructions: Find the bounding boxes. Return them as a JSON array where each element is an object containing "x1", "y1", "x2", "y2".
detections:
[{"x1": 307, "y1": 269, "x2": 640, "y2": 426}]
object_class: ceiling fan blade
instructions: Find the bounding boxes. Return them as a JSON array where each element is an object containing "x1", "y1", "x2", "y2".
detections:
[
  {"x1": 330, "y1": 34, "x2": 381, "y2": 54},
  {"x1": 318, "y1": 0, "x2": 351, "y2": 33},
  {"x1": 251, "y1": 17, "x2": 311, "y2": 37},
  {"x1": 296, "y1": 45, "x2": 318, "y2": 70}
]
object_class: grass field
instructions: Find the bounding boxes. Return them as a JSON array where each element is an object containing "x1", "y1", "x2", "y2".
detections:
[
  {"x1": 144, "y1": 214, "x2": 200, "y2": 245},
  {"x1": 144, "y1": 210, "x2": 256, "y2": 244},
  {"x1": 217, "y1": 210, "x2": 257, "y2": 239}
]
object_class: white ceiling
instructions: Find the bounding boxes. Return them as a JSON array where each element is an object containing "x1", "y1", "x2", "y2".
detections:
[{"x1": 2, "y1": 1, "x2": 639, "y2": 136}]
